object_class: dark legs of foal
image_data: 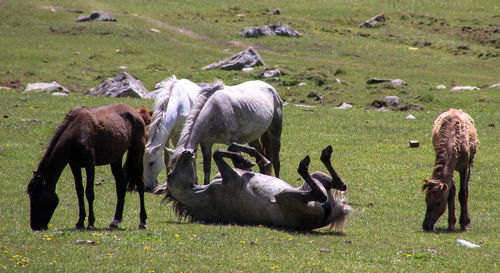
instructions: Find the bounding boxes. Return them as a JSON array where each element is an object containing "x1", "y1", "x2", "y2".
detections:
[
  {"x1": 109, "y1": 160, "x2": 127, "y2": 230},
  {"x1": 458, "y1": 167, "x2": 471, "y2": 231},
  {"x1": 70, "y1": 163, "x2": 95, "y2": 230}
]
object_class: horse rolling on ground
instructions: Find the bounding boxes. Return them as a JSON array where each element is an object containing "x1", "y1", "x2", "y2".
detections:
[
  {"x1": 422, "y1": 109, "x2": 479, "y2": 232},
  {"x1": 143, "y1": 76, "x2": 202, "y2": 192},
  {"x1": 169, "y1": 79, "x2": 283, "y2": 185},
  {"x1": 27, "y1": 103, "x2": 148, "y2": 231},
  {"x1": 165, "y1": 145, "x2": 352, "y2": 231}
]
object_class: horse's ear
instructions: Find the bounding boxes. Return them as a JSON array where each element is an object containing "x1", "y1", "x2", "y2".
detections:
[{"x1": 438, "y1": 183, "x2": 448, "y2": 191}]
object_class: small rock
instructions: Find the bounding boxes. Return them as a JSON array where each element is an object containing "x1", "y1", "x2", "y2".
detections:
[
  {"x1": 385, "y1": 96, "x2": 401, "y2": 106},
  {"x1": 298, "y1": 82, "x2": 307, "y2": 86},
  {"x1": 150, "y1": 28, "x2": 160, "y2": 33},
  {"x1": 319, "y1": 248, "x2": 331, "y2": 253},
  {"x1": 307, "y1": 92, "x2": 322, "y2": 101},
  {"x1": 202, "y1": 47, "x2": 265, "y2": 71},
  {"x1": 358, "y1": 14, "x2": 386, "y2": 28},
  {"x1": 242, "y1": 67, "x2": 254, "y2": 72},
  {"x1": 335, "y1": 102, "x2": 353, "y2": 109},
  {"x1": 406, "y1": 114, "x2": 416, "y2": 119},
  {"x1": 488, "y1": 83, "x2": 500, "y2": 88},
  {"x1": 436, "y1": 84, "x2": 446, "y2": 89},
  {"x1": 25, "y1": 81, "x2": 69, "y2": 94},
  {"x1": 450, "y1": 86, "x2": 480, "y2": 92},
  {"x1": 409, "y1": 140, "x2": 419, "y2": 148},
  {"x1": 76, "y1": 12, "x2": 116, "y2": 22},
  {"x1": 261, "y1": 69, "x2": 281, "y2": 78},
  {"x1": 273, "y1": 8, "x2": 281, "y2": 15}
]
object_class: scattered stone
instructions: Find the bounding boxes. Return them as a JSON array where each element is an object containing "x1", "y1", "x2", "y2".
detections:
[
  {"x1": 385, "y1": 96, "x2": 401, "y2": 106},
  {"x1": 273, "y1": 8, "x2": 281, "y2": 15},
  {"x1": 76, "y1": 12, "x2": 116, "y2": 22},
  {"x1": 335, "y1": 78, "x2": 344, "y2": 84},
  {"x1": 358, "y1": 14, "x2": 386, "y2": 28},
  {"x1": 335, "y1": 102, "x2": 353, "y2": 109},
  {"x1": 240, "y1": 24, "x2": 301, "y2": 38},
  {"x1": 242, "y1": 67, "x2": 254, "y2": 72},
  {"x1": 202, "y1": 47, "x2": 265, "y2": 71},
  {"x1": 51, "y1": 92, "x2": 69, "y2": 96},
  {"x1": 319, "y1": 248, "x2": 331, "y2": 253},
  {"x1": 488, "y1": 83, "x2": 500, "y2": 88},
  {"x1": 307, "y1": 92, "x2": 323, "y2": 101},
  {"x1": 367, "y1": 78, "x2": 407, "y2": 86},
  {"x1": 118, "y1": 65, "x2": 128, "y2": 70},
  {"x1": 436, "y1": 84, "x2": 446, "y2": 89},
  {"x1": 298, "y1": 82, "x2": 307, "y2": 86},
  {"x1": 406, "y1": 114, "x2": 416, "y2": 119},
  {"x1": 24, "y1": 81, "x2": 69, "y2": 94},
  {"x1": 261, "y1": 69, "x2": 281, "y2": 78},
  {"x1": 150, "y1": 28, "x2": 160, "y2": 33},
  {"x1": 409, "y1": 140, "x2": 420, "y2": 148},
  {"x1": 450, "y1": 86, "x2": 480, "y2": 92},
  {"x1": 85, "y1": 72, "x2": 149, "y2": 98},
  {"x1": 0, "y1": 86, "x2": 12, "y2": 90},
  {"x1": 294, "y1": 104, "x2": 315, "y2": 108},
  {"x1": 455, "y1": 239, "x2": 480, "y2": 248}
]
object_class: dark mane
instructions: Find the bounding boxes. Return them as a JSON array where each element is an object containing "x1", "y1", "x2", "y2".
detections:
[
  {"x1": 38, "y1": 106, "x2": 86, "y2": 171},
  {"x1": 163, "y1": 192, "x2": 191, "y2": 221},
  {"x1": 430, "y1": 114, "x2": 460, "y2": 182}
]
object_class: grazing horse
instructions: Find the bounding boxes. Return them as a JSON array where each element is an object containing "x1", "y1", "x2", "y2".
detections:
[
  {"x1": 164, "y1": 145, "x2": 351, "y2": 231},
  {"x1": 169, "y1": 79, "x2": 283, "y2": 185},
  {"x1": 422, "y1": 109, "x2": 479, "y2": 232},
  {"x1": 27, "y1": 103, "x2": 148, "y2": 231},
  {"x1": 143, "y1": 76, "x2": 202, "y2": 192}
]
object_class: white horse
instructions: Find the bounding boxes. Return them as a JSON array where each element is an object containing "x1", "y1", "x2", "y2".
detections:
[
  {"x1": 143, "y1": 76, "x2": 202, "y2": 192},
  {"x1": 169, "y1": 79, "x2": 283, "y2": 185}
]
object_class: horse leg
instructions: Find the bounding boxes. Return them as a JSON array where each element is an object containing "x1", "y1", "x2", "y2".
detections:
[
  {"x1": 85, "y1": 166, "x2": 96, "y2": 229},
  {"x1": 297, "y1": 155, "x2": 327, "y2": 203},
  {"x1": 319, "y1": 145, "x2": 347, "y2": 191},
  {"x1": 70, "y1": 163, "x2": 86, "y2": 230},
  {"x1": 228, "y1": 142, "x2": 270, "y2": 172},
  {"x1": 110, "y1": 160, "x2": 126, "y2": 230},
  {"x1": 212, "y1": 149, "x2": 243, "y2": 182},
  {"x1": 201, "y1": 143, "x2": 213, "y2": 185},
  {"x1": 459, "y1": 167, "x2": 471, "y2": 231},
  {"x1": 447, "y1": 180, "x2": 457, "y2": 231}
]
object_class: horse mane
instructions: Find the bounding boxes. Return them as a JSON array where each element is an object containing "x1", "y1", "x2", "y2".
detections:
[
  {"x1": 163, "y1": 191, "x2": 191, "y2": 221},
  {"x1": 147, "y1": 75, "x2": 178, "y2": 148},
  {"x1": 28, "y1": 106, "x2": 87, "y2": 192},
  {"x1": 170, "y1": 79, "x2": 225, "y2": 164}
]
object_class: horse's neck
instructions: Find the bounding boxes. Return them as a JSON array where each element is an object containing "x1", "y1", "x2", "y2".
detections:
[
  {"x1": 38, "y1": 145, "x2": 70, "y2": 186},
  {"x1": 431, "y1": 140, "x2": 457, "y2": 185}
]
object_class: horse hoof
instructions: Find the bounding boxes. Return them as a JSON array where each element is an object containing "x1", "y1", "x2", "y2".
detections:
[
  {"x1": 86, "y1": 225, "x2": 96, "y2": 231},
  {"x1": 108, "y1": 223, "x2": 119, "y2": 230},
  {"x1": 138, "y1": 223, "x2": 147, "y2": 230},
  {"x1": 75, "y1": 224, "x2": 85, "y2": 231}
]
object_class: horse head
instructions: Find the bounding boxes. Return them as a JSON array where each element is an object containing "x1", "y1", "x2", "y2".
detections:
[
  {"x1": 143, "y1": 144, "x2": 164, "y2": 192},
  {"x1": 422, "y1": 179, "x2": 448, "y2": 231},
  {"x1": 27, "y1": 172, "x2": 59, "y2": 231}
]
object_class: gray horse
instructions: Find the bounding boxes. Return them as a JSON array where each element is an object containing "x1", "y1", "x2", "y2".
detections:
[
  {"x1": 165, "y1": 145, "x2": 352, "y2": 231},
  {"x1": 169, "y1": 79, "x2": 283, "y2": 185}
]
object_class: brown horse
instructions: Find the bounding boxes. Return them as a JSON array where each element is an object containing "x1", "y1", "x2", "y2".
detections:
[
  {"x1": 422, "y1": 109, "x2": 479, "y2": 232},
  {"x1": 137, "y1": 106, "x2": 153, "y2": 126},
  {"x1": 27, "y1": 103, "x2": 148, "y2": 231}
]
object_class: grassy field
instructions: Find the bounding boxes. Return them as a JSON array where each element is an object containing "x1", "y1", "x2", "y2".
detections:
[{"x1": 1, "y1": 0, "x2": 499, "y2": 272}]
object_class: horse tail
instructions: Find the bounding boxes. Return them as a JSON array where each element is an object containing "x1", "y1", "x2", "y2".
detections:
[
  {"x1": 170, "y1": 79, "x2": 224, "y2": 165},
  {"x1": 122, "y1": 112, "x2": 147, "y2": 192},
  {"x1": 260, "y1": 84, "x2": 283, "y2": 176},
  {"x1": 260, "y1": 133, "x2": 273, "y2": 175}
]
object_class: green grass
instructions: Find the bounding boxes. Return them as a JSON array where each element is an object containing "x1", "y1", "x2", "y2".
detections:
[
  {"x1": 1, "y1": 0, "x2": 499, "y2": 272},
  {"x1": 1, "y1": 90, "x2": 498, "y2": 272}
]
